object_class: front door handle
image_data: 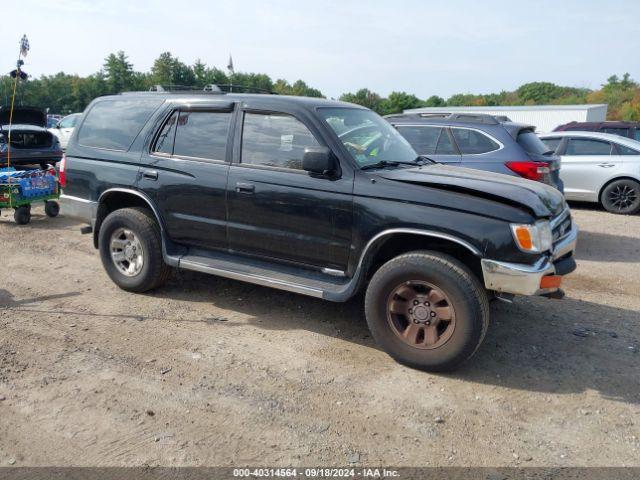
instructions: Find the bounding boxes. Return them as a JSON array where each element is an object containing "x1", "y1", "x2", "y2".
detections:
[
  {"x1": 235, "y1": 182, "x2": 255, "y2": 194},
  {"x1": 142, "y1": 169, "x2": 159, "y2": 180}
]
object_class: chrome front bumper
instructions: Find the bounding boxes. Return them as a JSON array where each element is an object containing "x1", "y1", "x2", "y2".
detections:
[{"x1": 481, "y1": 223, "x2": 578, "y2": 296}]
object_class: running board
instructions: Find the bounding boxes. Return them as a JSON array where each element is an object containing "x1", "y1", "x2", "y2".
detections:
[{"x1": 176, "y1": 250, "x2": 354, "y2": 301}]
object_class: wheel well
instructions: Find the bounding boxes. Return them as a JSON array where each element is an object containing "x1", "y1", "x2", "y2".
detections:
[
  {"x1": 93, "y1": 191, "x2": 156, "y2": 248},
  {"x1": 598, "y1": 176, "x2": 640, "y2": 202},
  {"x1": 363, "y1": 233, "x2": 483, "y2": 284}
]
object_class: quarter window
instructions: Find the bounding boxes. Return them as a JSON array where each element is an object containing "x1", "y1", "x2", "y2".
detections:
[
  {"x1": 451, "y1": 128, "x2": 500, "y2": 154},
  {"x1": 565, "y1": 138, "x2": 612, "y2": 155},
  {"x1": 78, "y1": 98, "x2": 163, "y2": 151},
  {"x1": 241, "y1": 113, "x2": 320, "y2": 170},
  {"x1": 615, "y1": 143, "x2": 640, "y2": 155}
]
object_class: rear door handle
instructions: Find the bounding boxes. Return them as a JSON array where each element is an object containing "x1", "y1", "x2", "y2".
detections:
[
  {"x1": 235, "y1": 182, "x2": 255, "y2": 194},
  {"x1": 142, "y1": 169, "x2": 159, "y2": 180},
  {"x1": 598, "y1": 163, "x2": 615, "y2": 168}
]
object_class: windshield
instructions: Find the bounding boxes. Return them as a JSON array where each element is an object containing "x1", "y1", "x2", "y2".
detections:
[{"x1": 318, "y1": 107, "x2": 418, "y2": 166}]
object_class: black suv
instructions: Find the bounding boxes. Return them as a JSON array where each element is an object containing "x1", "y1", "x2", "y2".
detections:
[{"x1": 61, "y1": 91, "x2": 578, "y2": 371}]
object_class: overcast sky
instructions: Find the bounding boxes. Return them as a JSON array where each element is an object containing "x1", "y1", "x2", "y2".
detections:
[{"x1": 3, "y1": 0, "x2": 639, "y2": 99}]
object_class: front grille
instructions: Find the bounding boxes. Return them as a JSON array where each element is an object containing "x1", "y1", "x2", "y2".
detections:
[{"x1": 551, "y1": 210, "x2": 572, "y2": 244}]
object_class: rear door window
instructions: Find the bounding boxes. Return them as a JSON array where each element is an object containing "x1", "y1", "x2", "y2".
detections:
[
  {"x1": 435, "y1": 129, "x2": 457, "y2": 154},
  {"x1": 565, "y1": 138, "x2": 613, "y2": 155},
  {"x1": 173, "y1": 111, "x2": 231, "y2": 161},
  {"x1": 615, "y1": 143, "x2": 640, "y2": 155},
  {"x1": 77, "y1": 98, "x2": 163, "y2": 150},
  {"x1": 451, "y1": 128, "x2": 500, "y2": 154},
  {"x1": 394, "y1": 126, "x2": 441, "y2": 155}
]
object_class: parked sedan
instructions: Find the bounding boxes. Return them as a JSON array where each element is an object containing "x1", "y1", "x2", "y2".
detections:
[
  {"x1": 49, "y1": 113, "x2": 82, "y2": 150},
  {"x1": 539, "y1": 131, "x2": 640, "y2": 214}
]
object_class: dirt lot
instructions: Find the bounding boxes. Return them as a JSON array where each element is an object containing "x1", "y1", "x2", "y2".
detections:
[{"x1": 0, "y1": 204, "x2": 638, "y2": 467}]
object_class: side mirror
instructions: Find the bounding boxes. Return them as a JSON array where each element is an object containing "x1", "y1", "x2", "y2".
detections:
[{"x1": 302, "y1": 147, "x2": 337, "y2": 176}]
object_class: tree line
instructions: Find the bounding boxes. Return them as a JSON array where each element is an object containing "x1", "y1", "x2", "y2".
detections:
[{"x1": 1, "y1": 50, "x2": 639, "y2": 121}]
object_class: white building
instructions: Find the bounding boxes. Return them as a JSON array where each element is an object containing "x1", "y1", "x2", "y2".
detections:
[{"x1": 402, "y1": 104, "x2": 608, "y2": 133}]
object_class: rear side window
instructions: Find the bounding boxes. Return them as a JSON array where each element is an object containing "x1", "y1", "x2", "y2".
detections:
[
  {"x1": 77, "y1": 98, "x2": 163, "y2": 151},
  {"x1": 173, "y1": 111, "x2": 231, "y2": 160},
  {"x1": 565, "y1": 138, "x2": 612, "y2": 155},
  {"x1": 241, "y1": 113, "x2": 320, "y2": 170},
  {"x1": 541, "y1": 137, "x2": 562, "y2": 153},
  {"x1": 435, "y1": 129, "x2": 456, "y2": 154},
  {"x1": 517, "y1": 130, "x2": 551, "y2": 154},
  {"x1": 451, "y1": 128, "x2": 500, "y2": 154},
  {"x1": 395, "y1": 126, "x2": 441, "y2": 154}
]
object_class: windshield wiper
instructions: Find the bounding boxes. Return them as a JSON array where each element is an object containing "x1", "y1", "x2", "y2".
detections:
[
  {"x1": 360, "y1": 160, "x2": 402, "y2": 170},
  {"x1": 416, "y1": 155, "x2": 436, "y2": 164}
]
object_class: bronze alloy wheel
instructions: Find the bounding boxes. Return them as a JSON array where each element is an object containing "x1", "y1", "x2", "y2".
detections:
[{"x1": 386, "y1": 280, "x2": 456, "y2": 350}]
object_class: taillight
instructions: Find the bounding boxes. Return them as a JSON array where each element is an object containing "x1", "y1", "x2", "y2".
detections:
[
  {"x1": 505, "y1": 161, "x2": 550, "y2": 182},
  {"x1": 59, "y1": 154, "x2": 67, "y2": 188}
]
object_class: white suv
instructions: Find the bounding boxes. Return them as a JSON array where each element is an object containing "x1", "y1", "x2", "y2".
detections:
[{"x1": 49, "y1": 113, "x2": 81, "y2": 150}]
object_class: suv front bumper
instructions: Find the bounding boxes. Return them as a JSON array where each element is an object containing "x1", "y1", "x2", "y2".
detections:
[{"x1": 481, "y1": 222, "x2": 578, "y2": 296}]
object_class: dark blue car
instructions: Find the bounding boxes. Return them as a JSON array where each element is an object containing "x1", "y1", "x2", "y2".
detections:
[{"x1": 387, "y1": 113, "x2": 563, "y2": 191}]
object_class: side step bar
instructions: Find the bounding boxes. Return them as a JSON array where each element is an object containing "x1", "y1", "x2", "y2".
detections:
[{"x1": 171, "y1": 250, "x2": 358, "y2": 302}]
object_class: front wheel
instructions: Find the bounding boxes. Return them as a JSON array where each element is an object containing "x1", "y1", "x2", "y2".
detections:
[
  {"x1": 365, "y1": 251, "x2": 489, "y2": 372},
  {"x1": 600, "y1": 179, "x2": 640, "y2": 215},
  {"x1": 98, "y1": 207, "x2": 171, "y2": 292}
]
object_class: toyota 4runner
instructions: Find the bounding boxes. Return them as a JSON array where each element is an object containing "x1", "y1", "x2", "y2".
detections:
[{"x1": 61, "y1": 91, "x2": 578, "y2": 371}]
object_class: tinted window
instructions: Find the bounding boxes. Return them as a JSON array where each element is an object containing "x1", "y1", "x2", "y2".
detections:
[
  {"x1": 241, "y1": 113, "x2": 320, "y2": 170},
  {"x1": 603, "y1": 127, "x2": 629, "y2": 137},
  {"x1": 541, "y1": 137, "x2": 562, "y2": 153},
  {"x1": 615, "y1": 143, "x2": 640, "y2": 155},
  {"x1": 565, "y1": 138, "x2": 612, "y2": 155},
  {"x1": 78, "y1": 98, "x2": 162, "y2": 150},
  {"x1": 395, "y1": 126, "x2": 441, "y2": 154},
  {"x1": 153, "y1": 111, "x2": 177, "y2": 155},
  {"x1": 635, "y1": 130, "x2": 640, "y2": 142},
  {"x1": 451, "y1": 128, "x2": 500, "y2": 154},
  {"x1": 517, "y1": 130, "x2": 551, "y2": 154},
  {"x1": 435, "y1": 129, "x2": 457, "y2": 154},
  {"x1": 172, "y1": 111, "x2": 230, "y2": 160}
]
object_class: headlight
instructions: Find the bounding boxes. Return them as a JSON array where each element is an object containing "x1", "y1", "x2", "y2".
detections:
[{"x1": 510, "y1": 220, "x2": 553, "y2": 253}]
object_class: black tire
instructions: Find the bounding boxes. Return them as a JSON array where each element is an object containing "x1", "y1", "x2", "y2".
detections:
[
  {"x1": 364, "y1": 251, "x2": 489, "y2": 372},
  {"x1": 98, "y1": 207, "x2": 171, "y2": 292},
  {"x1": 600, "y1": 179, "x2": 640, "y2": 215},
  {"x1": 44, "y1": 201, "x2": 60, "y2": 218},
  {"x1": 13, "y1": 206, "x2": 31, "y2": 225}
]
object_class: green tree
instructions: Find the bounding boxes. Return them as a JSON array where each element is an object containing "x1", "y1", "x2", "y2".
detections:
[
  {"x1": 424, "y1": 95, "x2": 446, "y2": 107},
  {"x1": 103, "y1": 51, "x2": 134, "y2": 93},
  {"x1": 379, "y1": 91, "x2": 422, "y2": 115},
  {"x1": 151, "y1": 52, "x2": 195, "y2": 87},
  {"x1": 339, "y1": 88, "x2": 384, "y2": 113}
]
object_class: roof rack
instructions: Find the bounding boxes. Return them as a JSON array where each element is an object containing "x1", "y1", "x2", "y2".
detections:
[
  {"x1": 386, "y1": 112, "x2": 511, "y2": 125},
  {"x1": 145, "y1": 84, "x2": 276, "y2": 95}
]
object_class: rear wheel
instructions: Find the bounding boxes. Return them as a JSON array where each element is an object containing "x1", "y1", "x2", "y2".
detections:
[
  {"x1": 13, "y1": 205, "x2": 31, "y2": 225},
  {"x1": 601, "y1": 179, "x2": 640, "y2": 215},
  {"x1": 98, "y1": 207, "x2": 171, "y2": 292},
  {"x1": 365, "y1": 251, "x2": 489, "y2": 372}
]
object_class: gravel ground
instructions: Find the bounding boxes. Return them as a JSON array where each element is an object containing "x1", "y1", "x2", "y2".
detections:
[{"x1": 0, "y1": 203, "x2": 638, "y2": 467}]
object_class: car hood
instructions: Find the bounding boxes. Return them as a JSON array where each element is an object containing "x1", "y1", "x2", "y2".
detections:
[
  {"x1": 377, "y1": 164, "x2": 566, "y2": 218},
  {"x1": 0, "y1": 106, "x2": 47, "y2": 128}
]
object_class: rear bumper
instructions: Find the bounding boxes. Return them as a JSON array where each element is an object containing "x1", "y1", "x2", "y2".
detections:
[
  {"x1": 481, "y1": 223, "x2": 578, "y2": 296},
  {"x1": 59, "y1": 194, "x2": 96, "y2": 223}
]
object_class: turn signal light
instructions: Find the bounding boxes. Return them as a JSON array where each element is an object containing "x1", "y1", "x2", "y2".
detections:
[
  {"x1": 540, "y1": 275, "x2": 562, "y2": 289},
  {"x1": 505, "y1": 161, "x2": 550, "y2": 182}
]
